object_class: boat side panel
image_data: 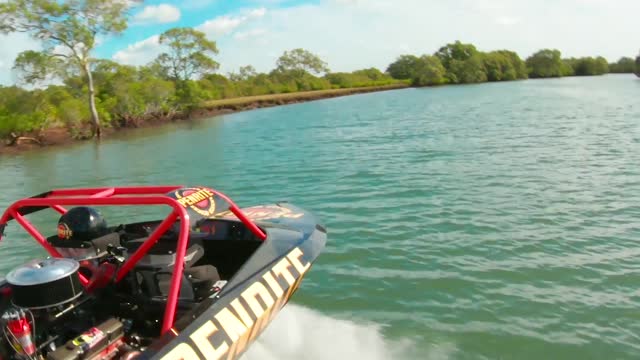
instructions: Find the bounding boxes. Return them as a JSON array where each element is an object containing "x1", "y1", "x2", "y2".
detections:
[
  {"x1": 223, "y1": 203, "x2": 324, "y2": 238},
  {"x1": 144, "y1": 225, "x2": 326, "y2": 360}
]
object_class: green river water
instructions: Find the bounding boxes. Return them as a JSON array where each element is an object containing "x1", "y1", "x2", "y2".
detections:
[{"x1": 1, "y1": 75, "x2": 639, "y2": 359}]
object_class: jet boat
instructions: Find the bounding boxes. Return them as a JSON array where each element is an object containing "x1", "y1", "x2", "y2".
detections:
[{"x1": 0, "y1": 185, "x2": 327, "y2": 360}]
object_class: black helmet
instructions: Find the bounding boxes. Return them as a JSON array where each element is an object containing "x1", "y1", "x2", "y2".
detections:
[{"x1": 57, "y1": 207, "x2": 108, "y2": 241}]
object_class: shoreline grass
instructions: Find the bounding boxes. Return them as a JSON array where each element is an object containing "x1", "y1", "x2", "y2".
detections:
[
  {"x1": 0, "y1": 83, "x2": 410, "y2": 155},
  {"x1": 202, "y1": 84, "x2": 409, "y2": 108}
]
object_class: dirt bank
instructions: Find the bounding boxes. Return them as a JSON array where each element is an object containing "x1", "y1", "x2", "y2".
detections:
[{"x1": 0, "y1": 84, "x2": 408, "y2": 156}]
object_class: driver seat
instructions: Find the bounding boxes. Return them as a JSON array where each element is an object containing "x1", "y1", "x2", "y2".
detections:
[{"x1": 123, "y1": 237, "x2": 220, "y2": 301}]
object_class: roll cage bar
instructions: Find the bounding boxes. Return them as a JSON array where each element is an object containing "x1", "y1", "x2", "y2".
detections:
[{"x1": 0, "y1": 185, "x2": 267, "y2": 335}]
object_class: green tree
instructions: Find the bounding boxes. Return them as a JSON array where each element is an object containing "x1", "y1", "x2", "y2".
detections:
[
  {"x1": 435, "y1": 41, "x2": 479, "y2": 70},
  {"x1": 609, "y1": 57, "x2": 636, "y2": 73},
  {"x1": 276, "y1": 48, "x2": 329, "y2": 76},
  {"x1": 0, "y1": 0, "x2": 128, "y2": 138},
  {"x1": 386, "y1": 55, "x2": 419, "y2": 80},
  {"x1": 324, "y1": 68, "x2": 399, "y2": 89},
  {"x1": 352, "y1": 68, "x2": 386, "y2": 81},
  {"x1": 448, "y1": 55, "x2": 487, "y2": 84},
  {"x1": 564, "y1": 56, "x2": 609, "y2": 76},
  {"x1": 412, "y1": 55, "x2": 447, "y2": 86},
  {"x1": 594, "y1": 56, "x2": 609, "y2": 74},
  {"x1": 482, "y1": 52, "x2": 508, "y2": 81},
  {"x1": 153, "y1": 27, "x2": 219, "y2": 110},
  {"x1": 199, "y1": 73, "x2": 234, "y2": 99},
  {"x1": 482, "y1": 51, "x2": 527, "y2": 81},
  {"x1": 386, "y1": 55, "x2": 446, "y2": 86},
  {"x1": 324, "y1": 72, "x2": 357, "y2": 88},
  {"x1": 434, "y1": 41, "x2": 484, "y2": 83},
  {"x1": 497, "y1": 50, "x2": 528, "y2": 79},
  {"x1": 88, "y1": 61, "x2": 175, "y2": 125},
  {"x1": 0, "y1": 86, "x2": 50, "y2": 137},
  {"x1": 154, "y1": 27, "x2": 219, "y2": 81},
  {"x1": 229, "y1": 65, "x2": 257, "y2": 82},
  {"x1": 560, "y1": 59, "x2": 575, "y2": 76},
  {"x1": 526, "y1": 49, "x2": 564, "y2": 78}
]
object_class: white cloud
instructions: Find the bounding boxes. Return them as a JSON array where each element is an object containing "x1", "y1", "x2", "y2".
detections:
[
  {"x1": 198, "y1": 16, "x2": 245, "y2": 36},
  {"x1": 495, "y1": 16, "x2": 521, "y2": 26},
  {"x1": 210, "y1": 0, "x2": 640, "y2": 75},
  {"x1": 197, "y1": 7, "x2": 266, "y2": 37},
  {"x1": 112, "y1": 35, "x2": 163, "y2": 65},
  {"x1": 234, "y1": 28, "x2": 267, "y2": 41},
  {"x1": 110, "y1": 6, "x2": 268, "y2": 69},
  {"x1": 132, "y1": 4, "x2": 181, "y2": 25},
  {"x1": 214, "y1": 1, "x2": 438, "y2": 74},
  {"x1": 0, "y1": 33, "x2": 41, "y2": 86},
  {"x1": 247, "y1": 7, "x2": 267, "y2": 19},
  {"x1": 102, "y1": 0, "x2": 640, "y2": 80}
]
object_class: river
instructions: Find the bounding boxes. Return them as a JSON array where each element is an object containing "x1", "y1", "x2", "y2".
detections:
[{"x1": 1, "y1": 74, "x2": 639, "y2": 359}]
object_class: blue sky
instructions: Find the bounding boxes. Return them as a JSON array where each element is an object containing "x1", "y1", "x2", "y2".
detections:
[{"x1": 1, "y1": 0, "x2": 638, "y2": 85}]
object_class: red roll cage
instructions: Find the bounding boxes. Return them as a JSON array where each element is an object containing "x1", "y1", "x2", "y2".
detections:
[{"x1": 0, "y1": 185, "x2": 267, "y2": 335}]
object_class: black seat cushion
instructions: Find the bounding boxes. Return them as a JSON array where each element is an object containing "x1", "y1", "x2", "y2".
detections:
[
  {"x1": 141, "y1": 265, "x2": 219, "y2": 300},
  {"x1": 186, "y1": 265, "x2": 220, "y2": 283},
  {"x1": 186, "y1": 265, "x2": 220, "y2": 299}
]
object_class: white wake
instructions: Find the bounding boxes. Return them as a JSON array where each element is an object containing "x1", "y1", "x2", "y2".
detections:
[{"x1": 240, "y1": 304, "x2": 414, "y2": 360}]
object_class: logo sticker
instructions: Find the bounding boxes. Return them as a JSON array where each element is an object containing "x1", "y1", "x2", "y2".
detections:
[
  {"x1": 57, "y1": 223, "x2": 73, "y2": 239},
  {"x1": 174, "y1": 187, "x2": 217, "y2": 217}
]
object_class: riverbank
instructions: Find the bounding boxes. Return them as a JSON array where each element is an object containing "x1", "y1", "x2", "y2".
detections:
[{"x1": 0, "y1": 84, "x2": 408, "y2": 155}]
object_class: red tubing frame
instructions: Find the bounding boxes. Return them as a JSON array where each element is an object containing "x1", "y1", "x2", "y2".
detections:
[{"x1": 0, "y1": 185, "x2": 267, "y2": 334}]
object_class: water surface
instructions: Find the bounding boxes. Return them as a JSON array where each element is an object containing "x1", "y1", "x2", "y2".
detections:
[{"x1": 1, "y1": 75, "x2": 639, "y2": 359}]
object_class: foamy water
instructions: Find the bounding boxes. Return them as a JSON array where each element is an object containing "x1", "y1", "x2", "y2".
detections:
[{"x1": 241, "y1": 304, "x2": 418, "y2": 360}]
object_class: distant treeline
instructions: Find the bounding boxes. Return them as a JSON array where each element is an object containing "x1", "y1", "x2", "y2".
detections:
[
  {"x1": 0, "y1": 54, "x2": 404, "y2": 138},
  {"x1": 0, "y1": 37, "x2": 637, "y2": 140},
  {"x1": 607, "y1": 56, "x2": 637, "y2": 74},
  {"x1": 1, "y1": 1, "x2": 638, "y2": 142},
  {"x1": 386, "y1": 41, "x2": 637, "y2": 86}
]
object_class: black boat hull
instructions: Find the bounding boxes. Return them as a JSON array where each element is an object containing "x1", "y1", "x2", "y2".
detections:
[{"x1": 142, "y1": 203, "x2": 327, "y2": 360}]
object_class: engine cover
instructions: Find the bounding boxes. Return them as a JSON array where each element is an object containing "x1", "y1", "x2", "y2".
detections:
[{"x1": 6, "y1": 258, "x2": 83, "y2": 309}]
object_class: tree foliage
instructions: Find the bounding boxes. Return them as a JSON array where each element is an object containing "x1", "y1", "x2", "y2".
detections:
[
  {"x1": 411, "y1": 56, "x2": 447, "y2": 86},
  {"x1": 352, "y1": 68, "x2": 386, "y2": 81},
  {"x1": 386, "y1": 55, "x2": 447, "y2": 86},
  {"x1": 482, "y1": 51, "x2": 527, "y2": 81},
  {"x1": 609, "y1": 57, "x2": 636, "y2": 73},
  {"x1": 276, "y1": 48, "x2": 329, "y2": 76},
  {"x1": 435, "y1": 41, "x2": 478, "y2": 69},
  {"x1": 386, "y1": 55, "x2": 419, "y2": 80},
  {"x1": 447, "y1": 56, "x2": 487, "y2": 84},
  {"x1": 0, "y1": 0, "x2": 128, "y2": 138},
  {"x1": 13, "y1": 50, "x2": 65, "y2": 84},
  {"x1": 229, "y1": 65, "x2": 258, "y2": 82},
  {"x1": 526, "y1": 49, "x2": 564, "y2": 78},
  {"x1": 0, "y1": 86, "x2": 49, "y2": 137},
  {"x1": 387, "y1": 43, "x2": 526, "y2": 85},
  {"x1": 325, "y1": 68, "x2": 401, "y2": 88},
  {"x1": 560, "y1": 60, "x2": 575, "y2": 76},
  {"x1": 564, "y1": 57, "x2": 608, "y2": 76},
  {"x1": 154, "y1": 27, "x2": 219, "y2": 82}
]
